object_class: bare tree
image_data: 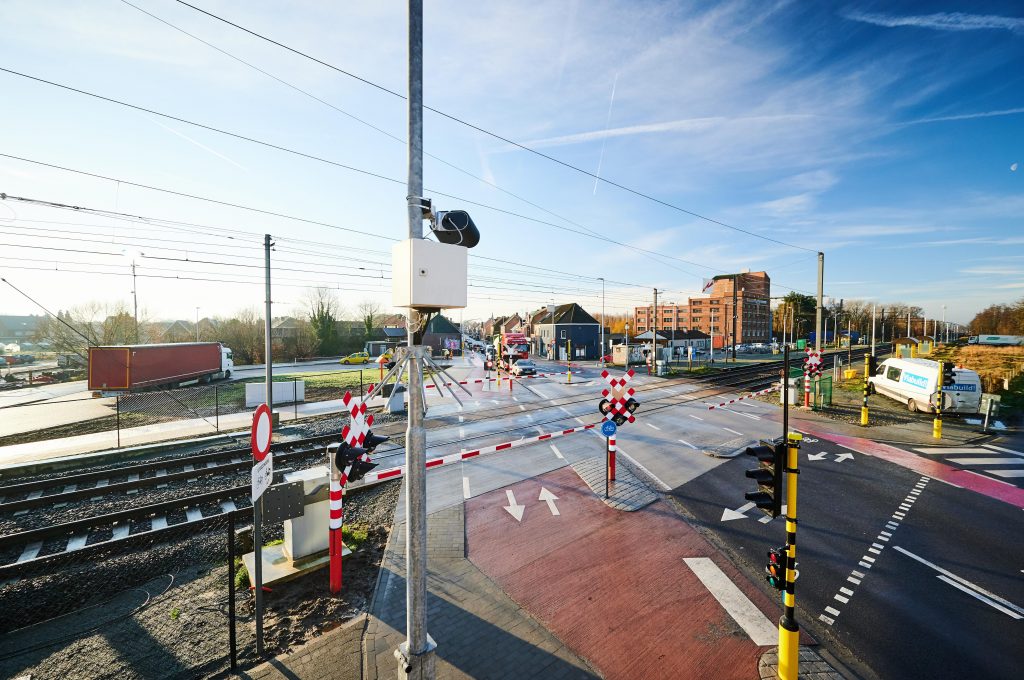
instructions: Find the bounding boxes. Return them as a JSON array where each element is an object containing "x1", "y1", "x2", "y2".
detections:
[
  {"x1": 33, "y1": 301, "x2": 141, "y2": 358},
  {"x1": 302, "y1": 287, "x2": 344, "y2": 355},
  {"x1": 216, "y1": 308, "x2": 265, "y2": 364},
  {"x1": 358, "y1": 300, "x2": 383, "y2": 339}
]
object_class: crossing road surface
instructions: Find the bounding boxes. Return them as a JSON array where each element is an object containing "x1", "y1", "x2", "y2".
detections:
[{"x1": 671, "y1": 434, "x2": 1024, "y2": 679}]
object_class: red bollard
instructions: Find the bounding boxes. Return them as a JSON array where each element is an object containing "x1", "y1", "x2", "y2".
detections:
[
  {"x1": 328, "y1": 479, "x2": 344, "y2": 593},
  {"x1": 803, "y1": 371, "x2": 811, "y2": 408},
  {"x1": 608, "y1": 435, "x2": 617, "y2": 481}
]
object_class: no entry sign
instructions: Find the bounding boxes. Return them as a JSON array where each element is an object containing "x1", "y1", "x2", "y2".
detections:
[{"x1": 251, "y1": 403, "x2": 272, "y2": 461}]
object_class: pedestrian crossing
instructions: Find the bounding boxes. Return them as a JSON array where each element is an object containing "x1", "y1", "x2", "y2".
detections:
[{"x1": 912, "y1": 444, "x2": 1024, "y2": 480}]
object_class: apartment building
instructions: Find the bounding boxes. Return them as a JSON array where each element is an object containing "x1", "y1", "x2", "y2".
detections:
[{"x1": 633, "y1": 271, "x2": 771, "y2": 348}]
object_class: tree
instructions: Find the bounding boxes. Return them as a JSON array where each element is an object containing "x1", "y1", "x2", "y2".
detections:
[
  {"x1": 303, "y1": 287, "x2": 343, "y2": 355},
  {"x1": 33, "y1": 301, "x2": 141, "y2": 358},
  {"x1": 358, "y1": 300, "x2": 383, "y2": 339},
  {"x1": 217, "y1": 308, "x2": 265, "y2": 364},
  {"x1": 773, "y1": 293, "x2": 815, "y2": 337},
  {"x1": 969, "y1": 299, "x2": 1024, "y2": 335}
]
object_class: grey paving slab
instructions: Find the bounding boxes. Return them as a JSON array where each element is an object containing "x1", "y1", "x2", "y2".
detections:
[{"x1": 570, "y1": 456, "x2": 658, "y2": 511}]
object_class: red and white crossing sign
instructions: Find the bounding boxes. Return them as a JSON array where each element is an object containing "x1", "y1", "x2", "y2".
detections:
[
  {"x1": 804, "y1": 349, "x2": 823, "y2": 376},
  {"x1": 600, "y1": 368, "x2": 637, "y2": 424},
  {"x1": 340, "y1": 391, "x2": 374, "y2": 447}
]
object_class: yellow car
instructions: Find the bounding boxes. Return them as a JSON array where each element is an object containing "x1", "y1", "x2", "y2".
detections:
[{"x1": 339, "y1": 352, "x2": 370, "y2": 365}]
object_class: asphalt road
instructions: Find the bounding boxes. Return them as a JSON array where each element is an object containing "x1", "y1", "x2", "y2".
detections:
[{"x1": 671, "y1": 435, "x2": 1024, "y2": 680}]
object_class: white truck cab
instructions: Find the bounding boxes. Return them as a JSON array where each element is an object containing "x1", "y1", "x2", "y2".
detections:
[
  {"x1": 868, "y1": 357, "x2": 981, "y2": 414},
  {"x1": 220, "y1": 345, "x2": 234, "y2": 379}
]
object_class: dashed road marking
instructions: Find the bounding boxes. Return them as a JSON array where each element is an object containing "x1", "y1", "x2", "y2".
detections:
[
  {"x1": 688, "y1": 414, "x2": 704, "y2": 421},
  {"x1": 463, "y1": 476, "x2": 471, "y2": 500},
  {"x1": 679, "y1": 439, "x2": 698, "y2": 450},
  {"x1": 894, "y1": 546, "x2": 1024, "y2": 619},
  {"x1": 647, "y1": 423, "x2": 661, "y2": 431},
  {"x1": 723, "y1": 427, "x2": 744, "y2": 436},
  {"x1": 550, "y1": 444, "x2": 564, "y2": 459}
]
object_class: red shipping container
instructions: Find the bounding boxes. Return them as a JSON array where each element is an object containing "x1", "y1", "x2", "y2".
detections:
[{"x1": 89, "y1": 343, "x2": 222, "y2": 391}]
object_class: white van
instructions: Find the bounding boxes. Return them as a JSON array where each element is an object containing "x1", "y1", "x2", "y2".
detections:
[{"x1": 868, "y1": 358, "x2": 981, "y2": 414}]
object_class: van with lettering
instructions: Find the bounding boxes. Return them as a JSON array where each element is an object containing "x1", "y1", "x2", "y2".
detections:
[{"x1": 867, "y1": 358, "x2": 982, "y2": 414}]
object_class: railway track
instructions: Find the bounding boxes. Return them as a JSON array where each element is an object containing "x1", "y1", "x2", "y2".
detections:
[{"x1": 0, "y1": 345, "x2": 888, "y2": 576}]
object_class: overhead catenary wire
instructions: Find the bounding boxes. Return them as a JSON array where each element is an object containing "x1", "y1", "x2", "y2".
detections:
[{"x1": 170, "y1": 0, "x2": 818, "y2": 254}]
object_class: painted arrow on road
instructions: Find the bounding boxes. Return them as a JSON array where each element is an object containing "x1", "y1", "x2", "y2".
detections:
[
  {"x1": 721, "y1": 501, "x2": 756, "y2": 521},
  {"x1": 807, "y1": 452, "x2": 828, "y2": 461},
  {"x1": 835, "y1": 452, "x2": 855, "y2": 463},
  {"x1": 538, "y1": 487, "x2": 560, "y2": 516},
  {"x1": 503, "y1": 490, "x2": 525, "y2": 521}
]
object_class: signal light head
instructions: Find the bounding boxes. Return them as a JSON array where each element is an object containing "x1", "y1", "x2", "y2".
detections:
[{"x1": 363, "y1": 430, "x2": 390, "y2": 453}]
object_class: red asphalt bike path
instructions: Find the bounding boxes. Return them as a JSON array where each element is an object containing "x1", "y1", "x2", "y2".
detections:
[
  {"x1": 466, "y1": 466, "x2": 801, "y2": 680},
  {"x1": 791, "y1": 424, "x2": 1024, "y2": 510}
]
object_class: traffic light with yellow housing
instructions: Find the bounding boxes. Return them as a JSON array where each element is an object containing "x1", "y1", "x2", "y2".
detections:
[{"x1": 744, "y1": 439, "x2": 784, "y2": 518}]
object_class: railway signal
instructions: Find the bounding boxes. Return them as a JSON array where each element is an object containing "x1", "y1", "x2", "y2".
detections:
[{"x1": 743, "y1": 439, "x2": 783, "y2": 518}]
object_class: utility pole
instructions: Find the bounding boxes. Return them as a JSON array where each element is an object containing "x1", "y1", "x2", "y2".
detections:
[
  {"x1": 397, "y1": 1, "x2": 435, "y2": 677},
  {"x1": 815, "y1": 253, "x2": 823, "y2": 354},
  {"x1": 652, "y1": 288, "x2": 658, "y2": 374},
  {"x1": 131, "y1": 260, "x2": 139, "y2": 344},
  {"x1": 257, "y1": 233, "x2": 273, "y2": 656},
  {"x1": 731, "y1": 274, "x2": 738, "y2": 360},
  {"x1": 599, "y1": 277, "x2": 605, "y2": 364},
  {"x1": 871, "y1": 304, "x2": 876, "y2": 357}
]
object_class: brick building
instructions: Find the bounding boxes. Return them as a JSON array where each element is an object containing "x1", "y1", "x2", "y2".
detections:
[{"x1": 633, "y1": 271, "x2": 771, "y2": 348}]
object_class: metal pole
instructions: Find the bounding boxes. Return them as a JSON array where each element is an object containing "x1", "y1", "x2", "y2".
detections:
[
  {"x1": 294, "y1": 379, "x2": 298, "y2": 420},
  {"x1": 600, "y1": 277, "x2": 605, "y2": 364},
  {"x1": 934, "y1": 361, "x2": 944, "y2": 440},
  {"x1": 942, "y1": 305, "x2": 946, "y2": 344},
  {"x1": 256, "y1": 232, "x2": 272, "y2": 656},
  {"x1": 653, "y1": 288, "x2": 658, "y2": 375},
  {"x1": 782, "y1": 345, "x2": 789, "y2": 436},
  {"x1": 116, "y1": 395, "x2": 121, "y2": 449},
  {"x1": 215, "y1": 385, "x2": 220, "y2": 432},
  {"x1": 605, "y1": 436, "x2": 610, "y2": 499},
  {"x1": 731, "y1": 275, "x2": 738, "y2": 360},
  {"x1": 132, "y1": 261, "x2": 139, "y2": 344},
  {"x1": 815, "y1": 253, "x2": 823, "y2": 353},
  {"x1": 399, "y1": 1, "x2": 435, "y2": 675},
  {"x1": 195, "y1": 307, "x2": 200, "y2": 342},
  {"x1": 777, "y1": 431, "x2": 802, "y2": 680},
  {"x1": 871, "y1": 304, "x2": 876, "y2": 357},
  {"x1": 228, "y1": 511, "x2": 237, "y2": 672}
]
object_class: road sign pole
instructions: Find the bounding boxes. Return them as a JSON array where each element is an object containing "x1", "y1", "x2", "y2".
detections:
[
  {"x1": 778, "y1": 431, "x2": 802, "y2": 680},
  {"x1": 605, "y1": 436, "x2": 609, "y2": 499},
  {"x1": 608, "y1": 434, "x2": 616, "y2": 483},
  {"x1": 934, "y1": 361, "x2": 943, "y2": 439}
]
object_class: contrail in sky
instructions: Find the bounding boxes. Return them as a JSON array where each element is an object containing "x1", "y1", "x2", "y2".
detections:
[
  {"x1": 593, "y1": 73, "x2": 619, "y2": 195},
  {"x1": 149, "y1": 117, "x2": 248, "y2": 171}
]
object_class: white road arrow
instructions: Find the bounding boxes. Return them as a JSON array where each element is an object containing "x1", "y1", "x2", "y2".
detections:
[
  {"x1": 503, "y1": 490, "x2": 525, "y2": 521},
  {"x1": 835, "y1": 452, "x2": 855, "y2": 463},
  {"x1": 807, "y1": 452, "x2": 828, "y2": 461},
  {"x1": 721, "y1": 501, "x2": 756, "y2": 522},
  {"x1": 538, "y1": 487, "x2": 560, "y2": 516}
]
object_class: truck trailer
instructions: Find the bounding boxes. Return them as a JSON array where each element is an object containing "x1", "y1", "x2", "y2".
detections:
[
  {"x1": 88, "y1": 342, "x2": 234, "y2": 392},
  {"x1": 968, "y1": 335, "x2": 1024, "y2": 346}
]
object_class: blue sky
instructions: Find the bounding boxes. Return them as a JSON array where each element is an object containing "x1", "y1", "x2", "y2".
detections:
[{"x1": 0, "y1": 0, "x2": 1021, "y2": 327}]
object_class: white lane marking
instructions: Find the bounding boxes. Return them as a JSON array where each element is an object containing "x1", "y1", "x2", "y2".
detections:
[
  {"x1": 647, "y1": 423, "x2": 661, "y2": 431},
  {"x1": 914, "y1": 447, "x2": 998, "y2": 455},
  {"x1": 847, "y1": 576, "x2": 861, "y2": 585},
  {"x1": 834, "y1": 594, "x2": 849, "y2": 604},
  {"x1": 616, "y1": 444, "x2": 671, "y2": 491},
  {"x1": 688, "y1": 414, "x2": 704, "y2": 421},
  {"x1": 863, "y1": 555, "x2": 876, "y2": 563},
  {"x1": 851, "y1": 570, "x2": 866, "y2": 579},
  {"x1": 948, "y1": 457, "x2": 1024, "y2": 466},
  {"x1": 824, "y1": 606, "x2": 841, "y2": 617},
  {"x1": 723, "y1": 427, "x2": 744, "y2": 436},
  {"x1": 458, "y1": 415, "x2": 465, "y2": 423},
  {"x1": 858, "y1": 561, "x2": 872, "y2": 569},
  {"x1": 559, "y1": 406, "x2": 573, "y2": 415},
  {"x1": 459, "y1": 427, "x2": 466, "y2": 438},
  {"x1": 575, "y1": 417, "x2": 586, "y2": 425},
  {"x1": 988, "y1": 469, "x2": 1024, "y2": 478},
  {"x1": 893, "y1": 546, "x2": 1024, "y2": 618},
  {"x1": 550, "y1": 444, "x2": 564, "y2": 459},
  {"x1": 679, "y1": 439, "x2": 698, "y2": 450},
  {"x1": 532, "y1": 387, "x2": 550, "y2": 400},
  {"x1": 819, "y1": 615, "x2": 835, "y2": 625},
  {"x1": 518, "y1": 405, "x2": 526, "y2": 411},
  {"x1": 880, "y1": 531, "x2": 892, "y2": 537},
  {"x1": 982, "y1": 444, "x2": 1024, "y2": 458},
  {"x1": 463, "y1": 476, "x2": 471, "y2": 500},
  {"x1": 876, "y1": 535, "x2": 889, "y2": 542},
  {"x1": 725, "y1": 409, "x2": 760, "y2": 421},
  {"x1": 868, "y1": 547, "x2": 881, "y2": 555},
  {"x1": 936, "y1": 576, "x2": 1023, "y2": 619},
  {"x1": 683, "y1": 558, "x2": 778, "y2": 646}
]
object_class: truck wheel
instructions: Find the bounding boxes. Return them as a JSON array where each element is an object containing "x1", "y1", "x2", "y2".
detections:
[
  {"x1": 908, "y1": 399, "x2": 918, "y2": 413},
  {"x1": 224, "y1": 370, "x2": 231, "y2": 379}
]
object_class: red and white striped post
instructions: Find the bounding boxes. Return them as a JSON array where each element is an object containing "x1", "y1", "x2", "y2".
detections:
[
  {"x1": 328, "y1": 470, "x2": 344, "y2": 593},
  {"x1": 803, "y1": 368, "x2": 811, "y2": 408},
  {"x1": 608, "y1": 435, "x2": 616, "y2": 482}
]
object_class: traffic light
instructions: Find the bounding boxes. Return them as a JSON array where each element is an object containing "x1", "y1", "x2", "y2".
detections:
[
  {"x1": 431, "y1": 210, "x2": 480, "y2": 248},
  {"x1": 363, "y1": 430, "x2": 390, "y2": 454},
  {"x1": 598, "y1": 398, "x2": 611, "y2": 416},
  {"x1": 867, "y1": 354, "x2": 878, "y2": 376},
  {"x1": 765, "y1": 547, "x2": 787, "y2": 590},
  {"x1": 744, "y1": 439, "x2": 784, "y2": 518},
  {"x1": 941, "y1": 361, "x2": 955, "y2": 387}
]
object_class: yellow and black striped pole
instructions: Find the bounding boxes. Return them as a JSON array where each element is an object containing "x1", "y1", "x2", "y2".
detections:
[
  {"x1": 778, "y1": 431, "x2": 802, "y2": 680},
  {"x1": 933, "y1": 361, "x2": 943, "y2": 439},
  {"x1": 861, "y1": 355, "x2": 870, "y2": 426}
]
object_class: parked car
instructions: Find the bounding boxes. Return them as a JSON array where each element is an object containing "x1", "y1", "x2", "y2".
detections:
[
  {"x1": 601, "y1": 353, "x2": 613, "y2": 363},
  {"x1": 340, "y1": 351, "x2": 370, "y2": 365},
  {"x1": 511, "y1": 360, "x2": 537, "y2": 376}
]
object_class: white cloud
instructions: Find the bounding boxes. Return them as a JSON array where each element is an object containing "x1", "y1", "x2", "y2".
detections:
[
  {"x1": 902, "y1": 107, "x2": 1024, "y2": 125},
  {"x1": 844, "y1": 10, "x2": 1024, "y2": 33}
]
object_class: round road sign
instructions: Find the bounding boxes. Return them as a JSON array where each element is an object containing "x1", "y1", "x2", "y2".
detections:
[
  {"x1": 601, "y1": 420, "x2": 617, "y2": 437},
  {"x1": 251, "y1": 403, "x2": 272, "y2": 461}
]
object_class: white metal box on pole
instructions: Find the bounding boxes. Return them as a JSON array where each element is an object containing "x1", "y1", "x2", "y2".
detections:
[{"x1": 392, "y1": 239, "x2": 468, "y2": 309}]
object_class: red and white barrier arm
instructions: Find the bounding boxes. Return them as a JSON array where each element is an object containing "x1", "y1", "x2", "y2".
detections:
[
  {"x1": 706, "y1": 385, "x2": 779, "y2": 410},
  {"x1": 358, "y1": 422, "x2": 598, "y2": 484},
  {"x1": 424, "y1": 371, "x2": 576, "y2": 389}
]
